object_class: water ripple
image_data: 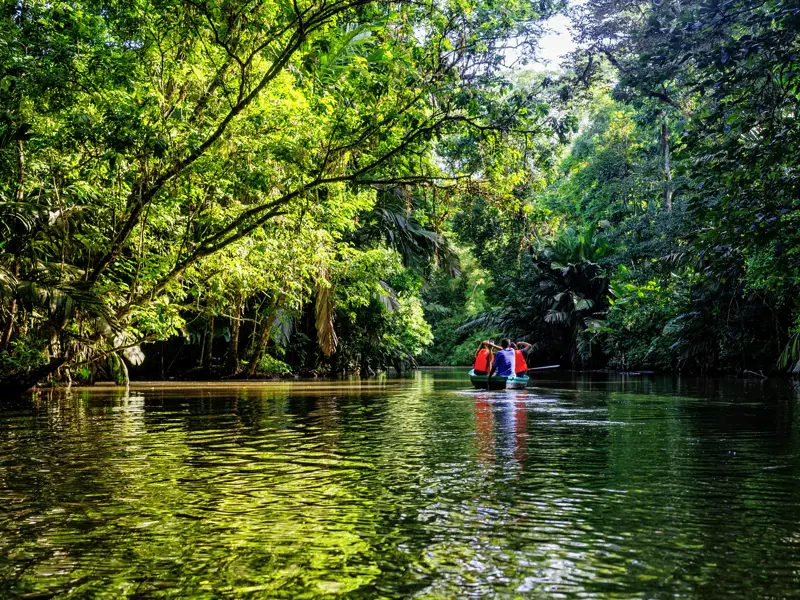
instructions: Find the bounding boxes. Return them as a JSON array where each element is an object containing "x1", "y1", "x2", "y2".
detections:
[{"x1": 0, "y1": 374, "x2": 799, "y2": 598}]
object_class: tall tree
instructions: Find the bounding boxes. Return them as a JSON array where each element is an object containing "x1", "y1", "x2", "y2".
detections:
[{"x1": 0, "y1": 0, "x2": 565, "y2": 390}]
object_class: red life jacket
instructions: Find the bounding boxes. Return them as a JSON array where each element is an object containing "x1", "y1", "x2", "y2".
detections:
[
  {"x1": 514, "y1": 349, "x2": 528, "y2": 374},
  {"x1": 474, "y1": 348, "x2": 493, "y2": 372}
]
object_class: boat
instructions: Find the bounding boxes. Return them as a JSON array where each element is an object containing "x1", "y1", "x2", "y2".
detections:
[{"x1": 468, "y1": 369, "x2": 529, "y2": 390}]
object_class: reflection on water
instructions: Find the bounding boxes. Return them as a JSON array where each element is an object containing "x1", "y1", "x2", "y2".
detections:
[{"x1": 1, "y1": 372, "x2": 800, "y2": 598}]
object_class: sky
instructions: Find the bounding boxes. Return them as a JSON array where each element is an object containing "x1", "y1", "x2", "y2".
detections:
[
  {"x1": 501, "y1": 12, "x2": 577, "y2": 72},
  {"x1": 535, "y1": 13, "x2": 576, "y2": 70}
]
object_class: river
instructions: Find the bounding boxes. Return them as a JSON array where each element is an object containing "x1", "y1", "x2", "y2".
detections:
[{"x1": 1, "y1": 370, "x2": 799, "y2": 598}]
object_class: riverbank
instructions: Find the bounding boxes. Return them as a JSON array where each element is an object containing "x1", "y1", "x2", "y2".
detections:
[{"x1": 20, "y1": 365, "x2": 798, "y2": 398}]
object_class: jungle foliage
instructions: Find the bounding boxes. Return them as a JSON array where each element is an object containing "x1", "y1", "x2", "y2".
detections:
[
  {"x1": 425, "y1": 0, "x2": 800, "y2": 374},
  {"x1": 0, "y1": 0, "x2": 567, "y2": 389},
  {"x1": 2, "y1": 0, "x2": 799, "y2": 389}
]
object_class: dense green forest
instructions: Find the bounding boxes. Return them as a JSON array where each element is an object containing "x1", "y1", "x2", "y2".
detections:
[{"x1": 1, "y1": 0, "x2": 799, "y2": 391}]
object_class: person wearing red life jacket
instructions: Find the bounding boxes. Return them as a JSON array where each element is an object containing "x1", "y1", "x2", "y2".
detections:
[
  {"x1": 513, "y1": 341, "x2": 531, "y2": 375},
  {"x1": 473, "y1": 341, "x2": 494, "y2": 375}
]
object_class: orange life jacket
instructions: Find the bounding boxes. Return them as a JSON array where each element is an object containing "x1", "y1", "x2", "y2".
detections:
[
  {"x1": 514, "y1": 349, "x2": 528, "y2": 374},
  {"x1": 474, "y1": 348, "x2": 493, "y2": 372}
]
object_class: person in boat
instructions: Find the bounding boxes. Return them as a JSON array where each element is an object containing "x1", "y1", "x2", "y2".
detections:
[
  {"x1": 513, "y1": 341, "x2": 531, "y2": 376},
  {"x1": 489, "y1": 339, "x2": 516, "y2": 378},
  {"x1": 473, "y1": 341, "x2": 494, "y2": 376}
]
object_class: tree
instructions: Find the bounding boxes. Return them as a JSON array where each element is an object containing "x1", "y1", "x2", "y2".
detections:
[
  {"x1": 565, "y1": 0, "x2": 800, "y2": 372},
  {"x1": 0, "y1": 0, "x2": 564, "y2": 390}
]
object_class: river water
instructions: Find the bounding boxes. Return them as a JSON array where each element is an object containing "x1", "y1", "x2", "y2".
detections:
[{"x1": 1, "y1": 370, "x2": 799, "y2": 598}]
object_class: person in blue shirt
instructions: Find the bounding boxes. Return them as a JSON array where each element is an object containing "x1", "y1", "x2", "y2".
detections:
[{"x1": 489, "y1": 339, "x2": 516, "y2": 377}]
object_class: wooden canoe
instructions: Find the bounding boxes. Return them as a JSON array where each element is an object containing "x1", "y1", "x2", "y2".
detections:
[{"x1": 469, "y1": 369, "x2": 529, "y2": 390}]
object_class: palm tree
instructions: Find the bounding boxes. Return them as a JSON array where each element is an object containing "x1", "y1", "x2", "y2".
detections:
[
  {"x1": 351, "y1": 188, "x2": 458, "y2": 273},
  {"x1": 455, "y1": 225, "x2": 612, "y2": 368},
  {"x1": 536, "y1": 225, "x2": 612, "y2": 366},
  {"x1": 0, "y1": 196, "x2": 121, "y2": 392}
]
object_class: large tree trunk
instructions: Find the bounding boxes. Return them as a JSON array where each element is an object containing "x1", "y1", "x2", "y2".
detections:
[
  {"x1": 246, "y1": 312, "x2": 273, "y2": 377},
  {"x1": 1, "y1": 260, "x2": 20, "y2": 349},
  {"x1": 202, "y1": 315, "x2": 214, "y2": 372},
  {"x1": 15, "y1": 139, "x2": 25, "y2": 202},
  {"x1": 3, "y1": 142, "x2": 24, "y2": 349},
  {"x1": 225, "y1": 303, "x2": 242, "y2": 375},
  {"x1": 1, "y1": 356, "x2": 68, "y2": 398},
  {"x1": 661, "y1": 115, "x2": 673, "y2": 212},
  {"x1": 117, "y1": 354, "x2": 130, "y2": 387},
  {"x1": 1, "y1": 298, "x2": 17, "y2": 350}
]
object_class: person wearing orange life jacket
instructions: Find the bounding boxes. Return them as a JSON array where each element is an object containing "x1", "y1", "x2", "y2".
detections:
[
  {"x1": 513, "y1": 341, "x2": 532, "y2": 375},
  {"x1": 473, "y1": 341, "x2": 494, "y2": 375}
]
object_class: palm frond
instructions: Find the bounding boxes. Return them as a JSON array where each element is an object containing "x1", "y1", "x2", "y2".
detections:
[
  {"x1": 576, "y1": 330, "x2": 594, "y2": 362},
  {"x1": 315, "y1": 270, "x2": 338, "y2": 357},
  {"x1": 376, "y1": 280, "x2": 400, "y2": 313},
  {"x1": 315, "y1": 23, "x2": 376, "y2": 89},
  {"x1": 352, "y1": 186, "x2": 458, "y2": 272},
  {"x1": 271, "y1": 309, "x2": 294, "y2": 346},
  {"x1": 0, "y1": 262, "x2": 18, "y2": 298},
  {"x1": 113, "y1": 333, "x2": 146, "y2": 366},
  {"x1": 545, "y1": 309, "x2": 568, "y2": 324},
  {"x1": 456, "y1": 310, "x2": 506, "y2": 335},
  {"x1": 15, "y1": 278, "x2": 118, "y2": 331},
  {"x1": 0, "y1": 200, "x2": 39, "y2": 234},
  {"x1": 779, "y1": 329, "x2": 800, "y2": 370}
]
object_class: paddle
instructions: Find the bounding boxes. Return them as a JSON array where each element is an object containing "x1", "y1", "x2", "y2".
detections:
[{"x1": 527, "y1": 365, "x2": 560, "y2": 371}]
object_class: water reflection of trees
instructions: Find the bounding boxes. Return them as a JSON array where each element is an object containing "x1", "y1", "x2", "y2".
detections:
[
  {"x1": 3, "y1": 376, "x2": 800, "y2": 597},
  {"x1": 3, "y1": 384, "x2": 392, "y2": 596}
]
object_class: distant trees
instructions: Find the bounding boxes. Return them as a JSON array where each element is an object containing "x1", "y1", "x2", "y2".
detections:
[
  {"x1": 433, "y1": 0, "x2": 800, "y2": 373},
  {"x1": 573, "y1": 0, "x2": 800, "y2": 372}
]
